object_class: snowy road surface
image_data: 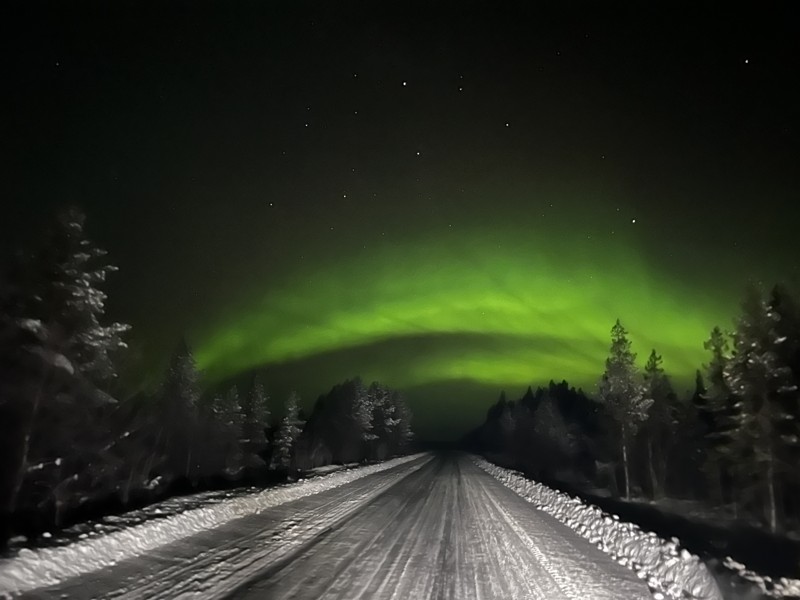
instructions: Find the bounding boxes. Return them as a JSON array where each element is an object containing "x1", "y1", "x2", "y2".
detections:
[{"x1": 24, "y1": 453, "x2": 652, "y2": 599}]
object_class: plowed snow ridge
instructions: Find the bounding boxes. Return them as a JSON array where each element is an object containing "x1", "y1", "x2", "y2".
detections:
[{"x1": 473, "y1": 457, "x2": 723, "y2": 600}]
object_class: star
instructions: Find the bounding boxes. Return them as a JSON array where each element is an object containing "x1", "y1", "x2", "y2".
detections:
[
  {"x1": 402, "y1": 81, "x2": 407, "y2": 86},
  {"x1": 632, "y1": 218, "x2": 637, "y2": 224}
]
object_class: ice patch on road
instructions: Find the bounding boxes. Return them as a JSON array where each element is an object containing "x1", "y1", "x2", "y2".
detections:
[
  {"x1": 474, "y1": 457, "x2": 723, "y2": 600},
  {"x1": 0, "y1": 453, "x2": 427, "y2": 597}
]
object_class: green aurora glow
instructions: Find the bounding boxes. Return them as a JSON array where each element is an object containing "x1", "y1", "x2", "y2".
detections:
[{"x1": 193, "y1": 223, "x2": 735, "y2": 412}]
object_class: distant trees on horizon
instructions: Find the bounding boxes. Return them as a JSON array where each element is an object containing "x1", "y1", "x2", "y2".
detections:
[
  {"x1": 468, "y1": 285, "x2": 800, "y2": 536},
  {"x1": 0, "y1": 208, "x2": 414, "y2": 545}
]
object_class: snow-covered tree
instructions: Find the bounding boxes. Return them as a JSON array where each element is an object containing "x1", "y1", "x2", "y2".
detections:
[
  {"x1": 642, "y1": 349, "x2": 677, "y2": 499},
  {"x1": 392, "y1": 391, "x2": 414, "y2": 448},
  {"x1": 241, "y1": 374, "x2": 270, "y2": 467},
  {"x1": 273, "y1": 392, "x2": 305, "y2": 471},
  {"x1": 0, "y1": 209, "x2": 130, "y2": 518},
  {"x1": 355, "y1": 380, "x2": 375, "y2": 442},
  {"x1": 159, "y1": 340, "x2": 203, "y2": 481},
  {"x1": 32, "y1": 207, "x2": 130, "y2": 383},
  {"x1": 599, "y1": 319, "x2": 652, "y2": 499},
  {"x1": 723, "y1": 288, "x2": 798, "y2": 532},
  {"x1": 533, "y1": 399, "x2": 577, "y2": 465},
  {"x1": 700, "y1": 326, "x2": 740, "y2": 506},
  {"x1": 365, "y1": 382, "x2": 404, "y2": 459},
  {"x1": 210, "y1": 385, "x2": 245, "y2": 474}
]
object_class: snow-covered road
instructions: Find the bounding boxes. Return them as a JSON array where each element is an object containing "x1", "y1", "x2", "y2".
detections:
[{"x1": 21, "y1": 453, "x2": 652, "y2": 599}]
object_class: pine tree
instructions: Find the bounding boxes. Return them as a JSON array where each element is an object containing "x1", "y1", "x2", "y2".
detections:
[
  {"x1": 32, "y1": 207, "x2": 130, "y2": 383},
  {"x1": 390, "y1": 391, "x2": 414, "y2": 451},
  {"x1": 159, "y1": 340, "x2": 202, "y2": 482},
  {"x1": 366, "y1": 382, "x2": 399, "y2": 459},
  {"x1": 533, "y1": 399, "x2": 577, "y2": 471},
  {"x1": 701, "y1": 326, "x2": 739, "y2": 508},
  {"x1": 642, "y1": 349, "x2": 677, "y2": 499},
  {"x1": 767, "y1": 286, "x2": 800, "y2": 500},
  {"x1": 273, "y1": 392, "x2": 305, "y2": 471},
  {"x1": 599, "y1": 319, "x2": 652, "y2": 500},
  {"x1": 724, "y1": 288, "x2": 798, "y2": 532},
  {"x1": 355, "y1": 379, "x2": 375, "y2": 443},
  {"x1": 0, "y1": 209, "x2": 129, "y2": 516},
  {"x1": 241, "y1": 374, "x2": 270, "y2": 468},
  {"x1": 211, "y1": 386, "x2": 245, "y2": 474}
]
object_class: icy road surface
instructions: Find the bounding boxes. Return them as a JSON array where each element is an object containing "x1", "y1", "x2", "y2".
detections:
[{"x1": 24, "y1": 453, "x2": 651, "y2": 599}]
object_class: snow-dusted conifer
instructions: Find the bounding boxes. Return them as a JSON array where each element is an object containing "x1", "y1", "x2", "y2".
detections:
[
  {"x1": 723, "y1": 288, "x2": 797, "y2": 532},
  {"x1": 160, "y1": 340, "x2": 202, "y2": 480},
  {"x1": 211, "y1": 385, "x2": 245, "y2": 474},
  {"x1": 241, "y1": 374, "x2": 270, "y2": 467},
  {"x1": 355, "y1": 379, "x2": 376, "y2": 442},
  {"x1": 34, "y1": 207, "x2": 130, "y2": 382},
  {"x1": 599, "y1": 319, "x2": 652, "y2": 499},
  {"x1": 273, "y1": 392, "x2": 305, "y2": 470},
  {"x1": 391, "y1": 391, "x2": 413, "y2": 448},
  {"x1": 700, "y1": 326, "x2": 739, "y2": 505},
  {"x1": 533, "y1": 399, "x2": 576, "y2": 460},
  {"x1": 365, "y1": 382, "x2": 404, "y2": 459},
  {"x1": 642, "y1": 349, "x2": 677, "y2": 499}
]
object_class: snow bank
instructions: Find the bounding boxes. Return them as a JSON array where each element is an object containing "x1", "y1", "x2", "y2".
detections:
[
  {"x1": 0, "y1": 453, "x2": 427, "y2": 597},
  {"x1": 473, "y1": 457, "x2": 723, "y2": 600},
  {"x1": 722, "y1": 556, "x2": 800, "y2": 598}
]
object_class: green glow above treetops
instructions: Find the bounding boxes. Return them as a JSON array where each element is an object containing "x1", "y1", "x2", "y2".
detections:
[{"x1": 193, "y1": 221, "x2": 734, "y2": 397}]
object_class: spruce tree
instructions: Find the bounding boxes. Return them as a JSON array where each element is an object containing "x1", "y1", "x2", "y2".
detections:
[
  {"x1": 33, "y1": 207, "x2": 130, "y2": 383},
  {"x1": 599, "y1": 319, "x2": 652, "y2": 499},
  {"x1": 702, "y1": 326, "x2": 739, "y2": 508},
  {"x1": 390, "y1": 391, "x2": 414, "y2": 451},
  {"x1": 642, "y1": 349, "x2": 677, "y2": 499},
  {"x1": 241, "y1": 374, "x2": 270, "y2": 468},
  {"x1": 211, "y1": 385, "x2": 245, "y2": 474},
  {"x1": 0, "y1": 209, "x2": 129, "y2": 516},
  {"x1": 724, "y1": 288, "x2": 797, "y2": 532},
  {"x1": 159, "y1": 340, "x2": 202, "y2": 482},
  {"x1": 273, "y1": 392, "x2": 305, "y2": 471}
]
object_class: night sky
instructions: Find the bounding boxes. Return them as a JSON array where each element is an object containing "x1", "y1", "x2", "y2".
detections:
[{"x1": 4, "y1": 2, "x2": 799, "y2": 438}]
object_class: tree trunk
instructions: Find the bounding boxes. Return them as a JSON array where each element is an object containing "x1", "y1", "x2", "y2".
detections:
[
  {"x1": 622, "y1": 437, "x2": 631, "y2": 500},
  {"x1": 185, "y1": 448, "x2": 193, "y2": 482},
  {"x1": 7, "y1": 369, "x2": 49, "y2": 514},
  {"x1": 766, "y1": 451, "x2": 777, "y2": 533},
  {"x1": 648, "y1": 440, "x2": 659, "y2": 499}
]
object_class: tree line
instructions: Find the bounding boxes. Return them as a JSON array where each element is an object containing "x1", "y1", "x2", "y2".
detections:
[
  {"x1": 466, "y1": 286, "x2": 800, "y2": 535},
  {"x1": 0, "y1": 208, "x2": 413, "y2": 544}
]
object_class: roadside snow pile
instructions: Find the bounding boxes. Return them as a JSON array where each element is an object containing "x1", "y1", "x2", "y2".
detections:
[
  {"x1": 0, "y1": 453, "x2": 428, "y2": 597},
  {"x1": 723, "y1": 556, "x2": 800, "y2": 598},
  {"x1": 305, "y1": 462, "x2": 359, "y2": 476},
  {"x1": 474, "y1": 457, "x2": 723, "y2": 600}
]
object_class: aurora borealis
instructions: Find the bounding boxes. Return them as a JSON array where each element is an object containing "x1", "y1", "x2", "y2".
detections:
[{"x1": 5, "y1": 2, "x2": 799, "y2": 438}]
